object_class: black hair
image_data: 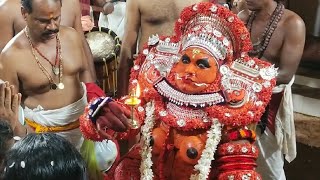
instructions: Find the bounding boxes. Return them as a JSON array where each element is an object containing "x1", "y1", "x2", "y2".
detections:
[
  {"x1": 2, "y1": 133, "x2": 87, "y2": 180},
  {"x1": 21, "y1": 0, "x2": 62, "y2": 13},
  {"x1": 0, "y1": 120, "x2": 13, "y2": 161}
]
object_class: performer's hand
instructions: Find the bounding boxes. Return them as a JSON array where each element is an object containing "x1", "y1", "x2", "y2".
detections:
[
  {"x1": 0, "y1": 82, "x2": 21, "y2": 130},
  {"x1": 95, "y1": 101, "x2": 131, "y2": 138}
]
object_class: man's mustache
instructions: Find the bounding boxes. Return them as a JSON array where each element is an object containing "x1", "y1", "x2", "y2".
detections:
[{"x1": 43, "y1": 29, "x2": 59, "y2": 35}]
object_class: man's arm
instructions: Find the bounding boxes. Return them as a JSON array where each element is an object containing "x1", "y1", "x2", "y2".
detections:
[
  {"x1": 277, "y1": 14, "x2": 306, "y2": 84},
  {"x1": 73, "y1": 0, "x2": 97, "y2": 82},
  {"x1": 69, "y1": 28, "x2": 94, "y2": 83},
  {"x1": 0, "y1": 2, "x2": 14, "y2": 52},
  {"x1": 0, "y1": 52, "x2": 19, "y2": 94},
  {"x1": 0, "y1": 51, "x2": 26, "y2": 137},
  {"x1": 117, "y1": 0, "x2": 140, "y2": 97}
]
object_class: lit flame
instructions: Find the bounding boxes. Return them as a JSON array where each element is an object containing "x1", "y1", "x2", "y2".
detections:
[
  {"x1": 135, "y1": 83, "x2": 141, "y2": 98},
  {"x1": 124, "y1": 83, "x2": 141, "y2": 106}
]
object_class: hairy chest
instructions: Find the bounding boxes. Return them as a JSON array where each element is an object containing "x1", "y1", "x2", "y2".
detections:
[{"x1": 140, "y1": 0, "x2": 206, "y2": 24}]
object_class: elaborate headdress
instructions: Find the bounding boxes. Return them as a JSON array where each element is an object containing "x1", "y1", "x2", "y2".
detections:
[{"x1": 175, "y1": 2, "x2": 252, "y2": 67}]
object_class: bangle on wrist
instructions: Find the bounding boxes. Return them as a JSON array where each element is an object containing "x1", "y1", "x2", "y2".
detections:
[{"x1": 88, "y1": 97, "x2": 113, "y2": 124}]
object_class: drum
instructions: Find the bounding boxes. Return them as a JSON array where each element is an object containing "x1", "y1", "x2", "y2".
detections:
[{"x1": 85, "y1": 26, "x2": 121, "y2": 97}]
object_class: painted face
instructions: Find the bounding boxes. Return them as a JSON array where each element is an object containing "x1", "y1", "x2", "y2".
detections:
[
  {"x1": 172, "y1": 47, "x2": 218, "y2": 94},
  {"x1": 22, "y1": 0, "x2": 61, "y2": 41}
]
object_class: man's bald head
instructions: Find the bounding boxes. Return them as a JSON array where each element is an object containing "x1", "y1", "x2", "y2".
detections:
[{"x1": 21, "y1": 0, "x2": 62, "y2": 13}]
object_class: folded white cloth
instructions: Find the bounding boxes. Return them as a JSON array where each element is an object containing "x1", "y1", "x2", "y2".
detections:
[
  {"x1": 23, "y1": 83, "x2": 87, "y2": 150},
  {"x1": 273, "y1": 76, "x2": 296, "y2": 162}
]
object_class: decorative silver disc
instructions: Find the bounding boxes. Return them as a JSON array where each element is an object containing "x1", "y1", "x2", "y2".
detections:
[{"x1": 57, "y1": 83, "x2": 64, "y2": 89}]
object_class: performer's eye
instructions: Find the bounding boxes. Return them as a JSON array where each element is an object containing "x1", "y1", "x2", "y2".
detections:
[
  {"x1": 181, "y1": 55, "x2": 190, "y2": 64},
  {"x1": 196, "y1": 59, "x2": 210, "y2": 69}
]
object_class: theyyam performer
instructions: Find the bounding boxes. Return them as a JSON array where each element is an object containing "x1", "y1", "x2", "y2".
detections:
[
  {"x1": 0, "y1": 0, "x2": 119, "y2": 179},
  {"x1": 80, "y1": 2, "x2": 277, "y2": 179}
]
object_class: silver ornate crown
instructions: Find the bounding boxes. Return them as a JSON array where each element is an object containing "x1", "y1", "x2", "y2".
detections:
[
  {"x1": 182, "y1": 32, "x2": 228, "y2": 60},
  {"x1": 156, "y1": 37, "x2": 180, "y2": 54},
  {"x1": 181, "y1": 14, "x2": 235, "y2": 63}
]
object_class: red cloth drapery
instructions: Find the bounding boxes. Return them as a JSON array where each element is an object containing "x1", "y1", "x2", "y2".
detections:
[{"x1": 80, "y1": 0, "x2": 91, "y2": 16}]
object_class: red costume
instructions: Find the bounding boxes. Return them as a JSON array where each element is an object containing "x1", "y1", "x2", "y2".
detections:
[{"x1": 80, "y1": 3, "x2": 277, "y2": 179}]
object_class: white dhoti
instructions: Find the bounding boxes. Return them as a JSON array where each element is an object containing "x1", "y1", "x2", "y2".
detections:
[
  {"x1": 23, "y1": 83, "x2": 118, "y2": 176},
  {"x1": 255, "y1": 76, "x2": 296, "y2": 180},
  {"x1": 24, "y1": 83, "x2": 88, "y2": 150}
]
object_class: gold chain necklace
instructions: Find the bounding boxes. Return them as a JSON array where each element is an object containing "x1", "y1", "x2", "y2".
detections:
[
  {"x1": 24, "y1": 27, "x2": 64, "y2": 90},
  {"x1": 33, "y1": 37, "x2": 60, "y2": 76}
]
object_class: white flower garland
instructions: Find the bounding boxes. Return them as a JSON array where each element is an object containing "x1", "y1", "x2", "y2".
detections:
[
  {"x1": 140, "y1": 102, "x2": 222, "y2": 180},
  {"x1": 190, "y1": 118, "x2": 222, "y2": 180},
  {"x1": 139, "y1": 101, "x2": 156, "y2": 180}
]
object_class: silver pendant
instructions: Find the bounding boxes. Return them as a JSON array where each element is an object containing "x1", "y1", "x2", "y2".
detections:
[
  {"x1": 57, "y1": 82, "x2": 64, "y2": 89},
  {"x1": 52, "y1": 67, "x2": 59, "y2": 75}
]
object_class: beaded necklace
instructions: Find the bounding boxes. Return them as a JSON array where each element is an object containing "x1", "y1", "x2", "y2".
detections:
[
  {"x1": 24, "y1": 28, "x2": 64, "y2": 90},
  {"x1": 33, "y1": 39, "x2": 60, "y2": 76},
  {"x1": 246, "y1": 3, "x2": 284, "y2": 58}
]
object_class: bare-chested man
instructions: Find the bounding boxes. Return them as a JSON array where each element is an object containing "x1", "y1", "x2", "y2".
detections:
[
  {"x1": 0, "y1": 0, "x2": 131, "y2": 177},
  {"x1": 116, "y1": 0, "x2": 209, "y2": 97},
  {"x1": 0, "y1": 0, "x2": 93, "y2": 146},
  {"x1": 237, "y1": 0, "x2": 305, "y2": 179},
  {"x1": 0, "y1": 0, "x2": 96, "y2": 80},
  {"x1": 0, "y1": 2, "x2": 129, "y2": 175},
  {"x1": 241, "y1": 0, "x2": 305, "y2": 84}
]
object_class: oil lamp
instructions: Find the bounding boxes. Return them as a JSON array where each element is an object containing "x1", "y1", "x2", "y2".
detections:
[{"x1": 124, "y1": 83, "x2": 141, "y2": 129}]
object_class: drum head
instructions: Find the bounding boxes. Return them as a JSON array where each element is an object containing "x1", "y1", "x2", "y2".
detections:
[{"x1": 85, "y1": 27, "x2": 121, "y2": 63}]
